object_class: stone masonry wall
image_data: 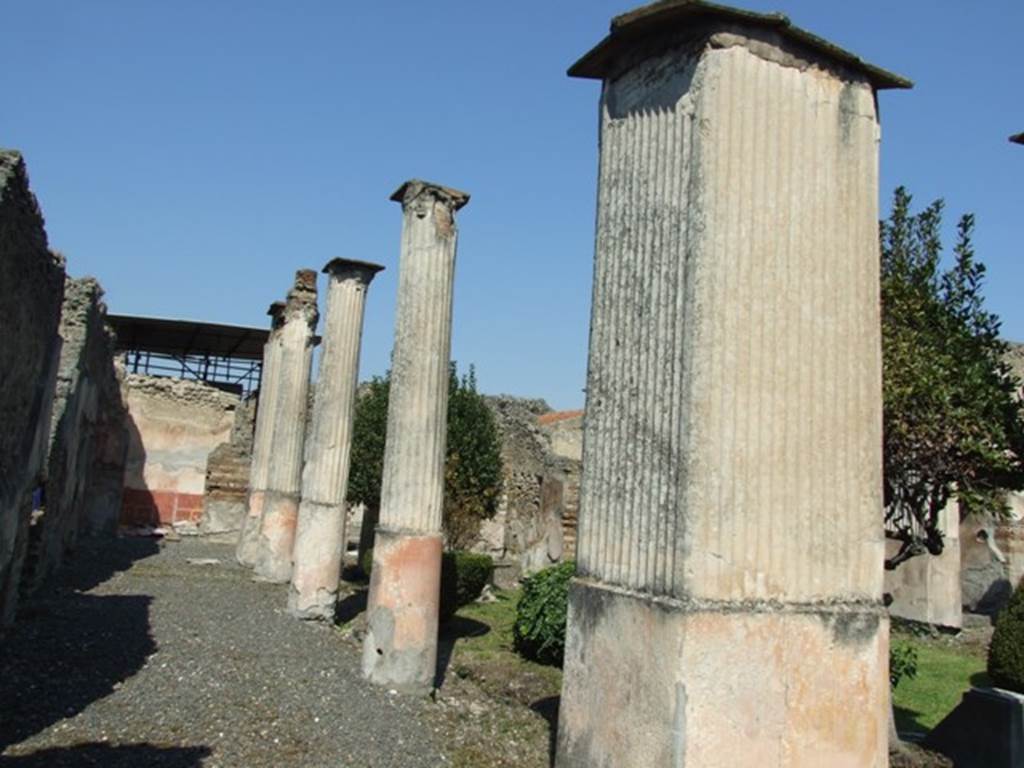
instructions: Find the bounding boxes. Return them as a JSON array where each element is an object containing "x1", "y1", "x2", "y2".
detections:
[
  {"x1": 481, "y1": 396, "x2": 582, "y2": 584},
  {"x1": 22, "y1": 276, "x2": 127, "y2": 594},
  {"x1": 121, "y1": 374, "x2": 238, "y2": 527},
  {"x1": 0, "y1": 150, "x2": 65, "y2": 627},
  {"x1": 199, "y1": 394, "x2": 256, "y2": 541}
]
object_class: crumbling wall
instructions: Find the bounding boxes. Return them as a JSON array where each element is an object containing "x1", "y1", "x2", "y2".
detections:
[
  {"x1": 0, "y1": 150, "x2": 65, "y2": 626},
  {"x1": 885, "y1": 499, "x2": 962, "y2": 629},
  {"x1": 121, "y1": 375, "x2": 238, "y2": 528},
  {"x1": 481, "y1": 396, "x2": 582, "y2": 584},
  {"x1": 23, "y1": 277, "x2": 127, "y2": 593},
  {"x1": 960, "y1": 494, "x2": 1024, "y2": 616},
  {"x1": 199, "y1": 394, "x2": 256, "y2": 541}
]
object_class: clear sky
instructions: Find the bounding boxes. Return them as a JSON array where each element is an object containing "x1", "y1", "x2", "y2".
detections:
[{"x1": 2, "y1": 1, "x2": 1021, "y2": 410}]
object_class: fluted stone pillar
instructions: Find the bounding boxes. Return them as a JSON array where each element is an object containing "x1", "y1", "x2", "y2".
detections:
[
  {"x1": 362, "y1": 180, "x2": 468, "y2": 693},
  {"x1": 236, "y1": 300, "x2": 286, "y2": 566},
  {"x1": 556, "y1": 4, "x2": 910, "y2": 767},
  {"x1": 288, "y1": 258, "x2": 383, "y2": 620},
  {"x1": 252, "y1": 270, "x2": 319, "y2": 583}
]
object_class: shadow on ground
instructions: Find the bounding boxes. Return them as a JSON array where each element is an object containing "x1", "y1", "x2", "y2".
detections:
[
  {"x1": 435, "y1": 616, "x2": 490, "y2": 688},
  {"x1": 531, "y1": 695, "x2": 560, "y2": 766},
  {"x1": 334, "y1": 588, "x2": 368, "y2": 625},
  {"x1": 895, "y1": 705, "x2": 930, "y2": 738},
  {"x1": 0, "y1": 538, "x2": 162, "y2": 751},
  {"x1": 0, "y1": 742, "x2": 211, "y2": 767}
]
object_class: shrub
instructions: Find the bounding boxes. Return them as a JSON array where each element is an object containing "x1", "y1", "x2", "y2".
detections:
[
  {"x1": 360, "y1": 547, "x2": 374, "y2": 577},
  {"x1": 513, "y1": 561, "x2": 574, "y2": 666},
  {"x1": 441, "y1": 551, "x2": 494, "y2": 620},
  {"x1": 988, "y1": 580, "x2": 1024, "y2": 692},
  {"x1": 890, "y1": 643, "x2": 919, "y2": 688}
]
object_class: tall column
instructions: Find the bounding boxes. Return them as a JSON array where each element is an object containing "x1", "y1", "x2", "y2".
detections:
[
  {"x1": 288, "y1": 258, "x2": 383, "y2": 620},
  {"x1": 362, "y1": 180, "x2": 468, "y2": 693},
  {"x1": 236, "y1": 300, "x2": 286, "y2": 566},
  {"x1": 557, "y1": 4, "x2": 910, "y2": 767},
  {"x1": 252, "y1": 270, "x2": 319, "y2": 582}
]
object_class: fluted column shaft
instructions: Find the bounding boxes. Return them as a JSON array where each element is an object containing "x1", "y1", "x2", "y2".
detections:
[
  {"x1": 236, "y1": 301, "x2": 286, "y2": 566},
  {"x1": 252, "y1": 270, "x2": 319, "y2": 583},
  {"x1": 362, "y1": 179, "x2": 469, "y2": 693},
  {"x1": 288, "y1": 259, "x2": 383, "y2": 620},
  {"x1": 556, "y1": 8, "x2": 909, "y2": 768}
]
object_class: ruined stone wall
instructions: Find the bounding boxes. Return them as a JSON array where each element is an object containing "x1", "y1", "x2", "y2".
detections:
[
  {"x1": 24, "y1": 276, "x2": 127, "y2": 593},
  {"x1": 0, "y1": 150, "x2": 65, "y2": 626},
  {"x1": 121, "y1": 374, "x2": 238, "y2": 527},
  {"x1": 481, "y1": 396, "x2": 582, "y2": 583},
  {"x1": 885, "y1": 499, "x2": 962, "y2": 629},
  {"x1": 199, "y1": 394, "x2": 256, "y2": 541}
]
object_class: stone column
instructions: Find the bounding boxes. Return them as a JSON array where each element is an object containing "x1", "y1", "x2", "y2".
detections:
[
  {"x1": 557, "y1": 4, "x2": 910, "y2": 767},
  {"x1": 288, "y1": 258, "x2": 383, "y2": 620},
  {"x1": 362, "y1": 180, "x2": 468, "y2": 693},
  {"x1": 251, "y1": 270, "x2": 319, "y2": 582},
  {"x1": 235, "y1": 300, "x2": 286, "y2": 566}
]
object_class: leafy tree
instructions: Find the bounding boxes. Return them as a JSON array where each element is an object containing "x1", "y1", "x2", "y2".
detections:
[
  {"x1": 881, "y1": 187, "x2": 1024, "y2": 570},
  {"x1": 443, "y1": 364, "x2": 503, "y2": 550},
  {"x1": 346, "y1": 363, "x2": 503, "y2": 551},
  {"x1": 347, "y1": 376, "x2": 390, "y2": 514}
]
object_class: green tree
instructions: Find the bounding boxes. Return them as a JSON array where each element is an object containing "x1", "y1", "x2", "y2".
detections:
[
  {"x1": 881, "y1": 187, "x2": 1024, "y2": 570},
  {"x1": 346, "y1": 363, "x2": 503, "y2": 551},
  {"x1": 347, "y1": 376, "x2": 390, "y2": 514}
]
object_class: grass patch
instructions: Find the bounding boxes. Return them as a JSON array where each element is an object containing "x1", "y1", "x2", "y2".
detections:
[
  {"x1": 444, "y1": 589, "x2": 562, "y2": 694},
  {"x1": 433, "y1": 589, "x2": 562, "y2": 768},
  {"x1": 893, "y1": 635, "x2": 989, "y2": 734}
]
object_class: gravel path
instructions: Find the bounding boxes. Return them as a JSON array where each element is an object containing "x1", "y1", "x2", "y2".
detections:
[{"x1": 0, "y1": 537, "x2": 447, "y2": 767}]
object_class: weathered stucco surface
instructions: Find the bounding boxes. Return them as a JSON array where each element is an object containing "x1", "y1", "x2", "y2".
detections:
[
  {"x1": 289, "y1": 259, "x2": 381, "y2": 620},
  {"x1": 121, "y1": 374, "x2": 238, "y2": 527},
  {"x1": 0, "y1": 150, "x2": 65, "y2": 627},
  {"x1": 558, "y1": 581, "x2": 888, "y2": 768},
  {"x1": 558, "y1": 11, "x2": 897, "y2": 765},
  {"x1": 252, "y1": 269, "x2": 318, "y2": 583},
  {"x1": 363, "y1": 181, "x2": 467, "y2": 690}
]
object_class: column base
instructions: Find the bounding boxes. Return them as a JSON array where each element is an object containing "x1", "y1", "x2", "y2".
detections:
[
  {"x1": 252, "y1": 490, "x2": 300, "y2": 584},
  {"x1": 361, "y1": 528, "x2": 442, "y2": 695},
  {"x1": 235, "y1": 490, "x2": 266, "y2": 567},
  {"x1": 288, "y1": 499, "x2": 345, "y2": 621},
  {"x1": 556, "y1": 579, "x2": 889, "y2": 768}
]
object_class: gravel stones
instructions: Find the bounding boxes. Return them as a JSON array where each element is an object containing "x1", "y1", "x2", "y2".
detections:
[{"x1": 1, "y1": 538, "x2": 446, "y2": 767}]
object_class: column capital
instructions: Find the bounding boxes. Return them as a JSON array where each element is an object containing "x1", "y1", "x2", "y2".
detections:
[
  {"x1": 267, "y1": 300, "x2": 287, "y2": 330},
  {"x1": 390, "y1": 179, "x2": 469, "y2": 213},
  {"x1": 567, "y1": 0, "x2": 911, "y2": 90},
  {"x1": 322, "y1": 258, "x2": 385, "y2": 285}
]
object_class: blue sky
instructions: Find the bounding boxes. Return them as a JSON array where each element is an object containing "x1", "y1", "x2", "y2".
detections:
[{"x1": 2, "y1": 1, "x2": 1021, "y2": 410}]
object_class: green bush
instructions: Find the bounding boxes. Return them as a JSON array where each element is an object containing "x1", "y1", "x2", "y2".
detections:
[
  {"x1": 890, "y1": 642, "x2": 919, "y2": 688},
  {"x1": 988, "y1": 580, "x2": 1024, "y2": 692},
  {"x1": 441, "y1": 551, "x2": 494, "y2": 620},
  {"x1": 513, "y1": 561, "x2": 574, "y2": 666},
  {"x1": 360, "y1": 547, "x2": 374, "y2": 577}
]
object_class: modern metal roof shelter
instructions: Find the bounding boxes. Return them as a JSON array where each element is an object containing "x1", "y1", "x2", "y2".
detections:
[{"x1": 107, "y1": 314, "x2": 269, "y2": 395}]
